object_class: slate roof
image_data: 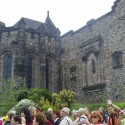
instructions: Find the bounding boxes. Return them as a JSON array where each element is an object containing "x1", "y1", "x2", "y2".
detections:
[{"x1": 13, "y1": 17, "x2": 42, "y2": 29}]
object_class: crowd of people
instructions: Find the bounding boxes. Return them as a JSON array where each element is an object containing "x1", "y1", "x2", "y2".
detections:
[{"x1": 0, "y1": 99, "x2": 125, "y2": 125}]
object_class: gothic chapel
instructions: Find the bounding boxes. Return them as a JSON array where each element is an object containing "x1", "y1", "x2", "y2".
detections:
[{"x1": 0, "y1": 0, "x2": 125, "y2": 102}]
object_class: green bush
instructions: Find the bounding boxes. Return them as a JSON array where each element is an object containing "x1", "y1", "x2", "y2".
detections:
[
  {"x1": 52, "y1": 89, "x2": 77, "y2": 109},
  {"x1": 28, "y1": 88, "x2": 52, "y2": 103},
  {"x1": 15, "y1": 88, "x2": 28, "y2": 101},
  {"x1": 0, "y1": 79, "x2": 18, "y2": 115}
]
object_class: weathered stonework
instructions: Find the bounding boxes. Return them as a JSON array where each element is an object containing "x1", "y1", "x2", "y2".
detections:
[
  {"x1": 0, "y1": 0, "x2": 125, "y2": 103},
  {"x1": 61, "y1": 0, "x2": 125, "y2": 103},
  {"x1": 0, "y1": 13, "x2": 62, "y2": 93}
]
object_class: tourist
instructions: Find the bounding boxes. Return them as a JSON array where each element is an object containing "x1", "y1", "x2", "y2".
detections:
[
  {"x1": 47, "y1": 108, "x2": 53, "y2": 115},
  {"x1": 21, "y1": 108, "x2": 32, "y2": 125},
  {"x1": 53, "y1": 110, "x2": 61, "y2": 125},
  {"x1": 77, "y1": 108, "x2": 89, "y2": 125},
  {"x1": 71, "y1": 110, "x2": 79, "y2": 125},
  {"x1": 107, "y1": 99, "x2": 121, "y2": 125},
  {"x1": 59, "y1": 107, "x2": 73, "y2": 125},
  {"x1": 117, "y1": 109, "x2": 125, "y2": 125},
  {"x1": 28, "y1": 106, "x2": 37, "y2": 120},
  {"x1": 77, "y1": 110, "x2": 104, "y2": 125},
  {"x1": 11, "y1": 115, "x2": 21, "y2": 125},
  {"x1": 99, "y1": 107, "x2": 109, "y2": 124},
  {"x1": 44, "y1": 111, "x2": 54, "y2": 125},
  {"x1": 32, "y1": 112, "x2": 46, "y2": 125}
]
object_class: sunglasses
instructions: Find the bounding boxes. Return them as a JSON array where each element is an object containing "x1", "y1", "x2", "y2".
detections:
[{"x1": 92, "y1": 116, "x2": 98, "y2": 118}]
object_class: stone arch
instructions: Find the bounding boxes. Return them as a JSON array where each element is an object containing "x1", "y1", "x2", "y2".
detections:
[
  {"x1": 26, "y1": 50, "x2": 40, "y2": 88},
  {"x1": 0, "y1": 49, "x2": 14, "y2": 79}
]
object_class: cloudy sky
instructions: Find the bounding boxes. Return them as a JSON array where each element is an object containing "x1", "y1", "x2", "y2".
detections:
[{"x1": 0, "y1": 0, "x2": 115, "y2": 35}]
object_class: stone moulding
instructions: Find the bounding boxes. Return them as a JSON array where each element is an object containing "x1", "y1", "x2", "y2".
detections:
[
  {"x1": 82, "y1": 83, "x2": 106, "y2": 93},
  {"x1": 80, "y1": 35, "x2": 103, "y2": 48}
]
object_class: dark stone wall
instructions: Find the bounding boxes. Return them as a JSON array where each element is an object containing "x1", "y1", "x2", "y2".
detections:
[
  {"x1": 61, "y1": 0, "x2": 125, "y2": 103},
  {"x1": 0, "y1": 26, "x2": 61, "y2": 92}
]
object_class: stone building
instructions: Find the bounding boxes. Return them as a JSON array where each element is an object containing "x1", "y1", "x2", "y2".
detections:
[
  {"x1": 0, "y1": 0, "x2": 125, "y2": 103},
  {"x1": 61, "y1": 0, "x2": 125, "y2": 103},
  {"x1": 0, "y1": 12, "x2": 62, "y2": 93}
]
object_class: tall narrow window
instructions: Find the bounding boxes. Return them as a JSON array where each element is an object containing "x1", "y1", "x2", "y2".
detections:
[
  {"x1": 26, "y1": 57, "x2": 32, "y2": 88},
  {"x1": 5, "y1": 55, "x2": 12, "y2": 79}
]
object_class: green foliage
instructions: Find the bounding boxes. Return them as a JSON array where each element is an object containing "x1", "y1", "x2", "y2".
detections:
[
  {"x1": 15, "y1": 88, "x2": 28, "y2": 101},
  {"x1": 71, "y1": 102, "x2": 125, "y2": 113},
  {"x1": 27, "y1": 88, "x2": 52, "y2": 103},
  {"x1": 39, "y1": 97, "x2": 59, "y2": 111},
  {"x1": 52, "y1": 89, "x2": 77, "y2": 109},
  {"x1": 70, "y1": 102, "x2": 110, "y2": 113},
  {"x1": 115, "y1": 102, "x2": 125, "y2": 109},
  {"x1": 0, "y1": 78, "x2": 18, "y2": 115},
  {"x1": 70, "y1": 103, "x2": 84, "y2": 110}
]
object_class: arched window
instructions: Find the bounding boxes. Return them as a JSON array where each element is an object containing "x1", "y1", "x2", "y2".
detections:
[
  {"x1": 5, "y1": 55, "x2": 13, "y2": 79},
  {"x1": 26, "y1": 57, "x2": 32, "y2": 88}
]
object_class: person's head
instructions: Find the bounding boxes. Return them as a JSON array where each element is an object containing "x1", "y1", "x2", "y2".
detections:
[
  {"x1": 8, "y1": 112, "x2": 15, "y2": 121},
  {"x1": 33, "y1": 112, "x2": 46, "y2": 125},
  {"x1": 21, "y1": 108, "x2": 32, "y2": 123},
  {"x1": 84, "y1": 107, "x2": 90, "y2": 115},
  {"x1": 77, "y1": 108, "x2": 86, "y2": 117},
  {"x1": 47, "y1": 108, "x2": 53, "y2": 115},
  {"x1": 11, "y1": 115, "x2": 21, "y2": 125},
  {"x1": 99, "y1": 107, "x2": 106, "y2": 114},
  {"x1": 53, "y1": 110, "x2": 60, "y2": 120},
  {"x1": 90, "y1": 110, "x2": 103, "y2": 124},
  {"x1": 108, "y1": 105, "x2": 115, "y2": 114},
  {"x1": 44, "y1": 111, "x2": 54, "y2": 124},
  {"x1": 60, "y1": 107, "x2": 70, "y2": 118},
  {"x1": 28, "y1": 106, "x2": 37, "y2": 117}
]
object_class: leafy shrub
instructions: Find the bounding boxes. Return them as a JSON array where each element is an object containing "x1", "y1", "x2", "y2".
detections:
[
  {"x1": 15, "y1": 88, "x2": 28, "y2": 101},
  {"x1": 52, "y1": 89, "x2": 77, "y2": 109},
  {"x1": 39, "y1": 97, "x2": 59, "y2": 111},
  {"x1": 28, "y1": 88, "x2": 52, "y2": 103},
  {"x1": 0, "y1": 79, "x2": 18, "y2": 115}
]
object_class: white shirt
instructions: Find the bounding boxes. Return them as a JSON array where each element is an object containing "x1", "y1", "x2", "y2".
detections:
[
  {"x1": 78, "y1": 114, "x2": 89, "y2": 125},
  {"x1": 59, "y1": 116, "x2": 73, "y2": 125}
]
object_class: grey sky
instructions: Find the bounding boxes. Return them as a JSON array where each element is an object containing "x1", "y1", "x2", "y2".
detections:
[{"x1": 0, "y1": 0, "x2": 115, "y2": 35}]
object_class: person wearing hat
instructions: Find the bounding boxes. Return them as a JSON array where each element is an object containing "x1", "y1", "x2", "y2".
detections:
[
  {"x1": 59, "y1": 107, "x2": 73, "y2": 125},
  {"x1": 3, "y1": 112, "x2": 15, "y2": 125}
]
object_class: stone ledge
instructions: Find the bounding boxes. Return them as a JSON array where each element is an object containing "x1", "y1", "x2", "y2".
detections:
[{"x1": 82, "y1": 83, "x2": 106, "y2": 92}]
